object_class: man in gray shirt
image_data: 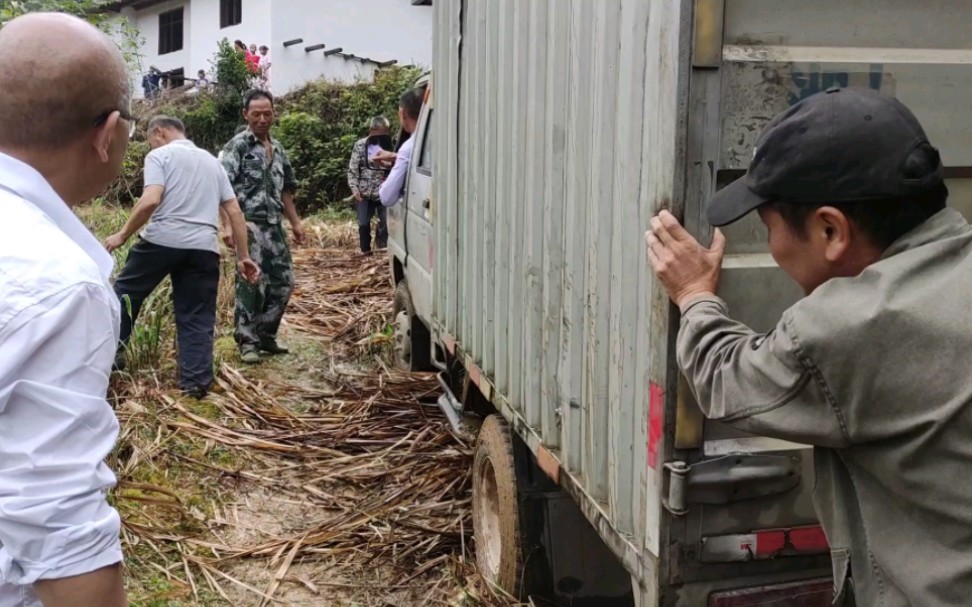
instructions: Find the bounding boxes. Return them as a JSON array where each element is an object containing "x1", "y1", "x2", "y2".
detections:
[
  {"x1": 647, "y1": 88, "x2": 972, "y2": 605},
  {"x1": 105, "y1": 116, "x2": 259, "y2": 398}
]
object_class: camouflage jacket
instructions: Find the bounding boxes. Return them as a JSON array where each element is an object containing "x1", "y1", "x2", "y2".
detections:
[
  {"x1": 347, "y1": 137, "x2": 389, "y2": 201},
  {"x1": 221, "y1": 129, "x2": 297, "y2": 224}
]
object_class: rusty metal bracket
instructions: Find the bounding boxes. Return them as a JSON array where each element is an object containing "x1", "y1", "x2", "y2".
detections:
[
  {"x1": 662, "y1": 461, "x2": 690, "y2": 516},
  {"x1": 663, "y1": 454, "x2": 801, "y2": 516}
]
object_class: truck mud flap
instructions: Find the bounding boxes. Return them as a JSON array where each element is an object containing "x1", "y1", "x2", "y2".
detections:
[{"x1": 436, "y1": 371, "x2": 464, "y2": 434}]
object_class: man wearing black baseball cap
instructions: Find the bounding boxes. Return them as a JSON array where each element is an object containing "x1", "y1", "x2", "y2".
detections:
[{"x1": 647, "y1": 87, "x2": 972, "y2": 606}]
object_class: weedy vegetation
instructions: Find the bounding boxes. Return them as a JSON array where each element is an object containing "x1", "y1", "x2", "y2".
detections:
[{"x1": 78, "y1": 204, "x2": 520, "y2": 606}]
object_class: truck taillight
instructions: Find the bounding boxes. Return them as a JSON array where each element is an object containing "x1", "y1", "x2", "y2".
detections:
[
  {"x1": 708, "y1": 578, "x2": 833, "y2": 607},
  {"x1": 701, "y1": 526, "x2": 829, "y2": 562}
]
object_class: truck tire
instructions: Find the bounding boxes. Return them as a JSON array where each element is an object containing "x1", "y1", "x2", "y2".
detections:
[
  {"x1": 473, "y1": 415, "x2": 537, "y2": 599},
  {"x1": 392, "y1": 280, "x2": 431, "y2": 371}
]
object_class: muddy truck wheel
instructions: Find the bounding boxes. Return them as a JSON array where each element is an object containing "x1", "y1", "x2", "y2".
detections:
[
  {"x1": 392, "y1": 280, "x2": 431, "y2": 371},
  {"x1": 472, "y1": 415, "x2": 550, "y2": 599}
]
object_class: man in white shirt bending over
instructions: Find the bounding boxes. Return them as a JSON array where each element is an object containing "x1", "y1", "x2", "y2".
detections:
[
  {"x1": 0, "y1": 13, "x2": 133, "y2": 607},
  {"x1": 105, "y1": 116, "x2": 259, "y2": 398}
]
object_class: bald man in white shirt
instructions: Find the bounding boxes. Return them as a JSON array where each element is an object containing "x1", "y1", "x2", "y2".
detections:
[{"x1": 0, "y1": 13, "x2": 132, "y2": 607}]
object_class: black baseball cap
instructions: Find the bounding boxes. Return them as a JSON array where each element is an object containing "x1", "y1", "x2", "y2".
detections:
[{"x1": 707, "y1": 87, "x2": 945, "y2": 227}]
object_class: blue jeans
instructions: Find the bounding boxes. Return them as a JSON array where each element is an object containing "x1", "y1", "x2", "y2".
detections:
[{"x1": 357, "y1": 198, "x2": 388, "y2": 252}]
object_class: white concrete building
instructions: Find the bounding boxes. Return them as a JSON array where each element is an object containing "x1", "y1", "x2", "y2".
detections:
[{"x1": 108, "y1": 0, "x2": 432, "y2": 96}]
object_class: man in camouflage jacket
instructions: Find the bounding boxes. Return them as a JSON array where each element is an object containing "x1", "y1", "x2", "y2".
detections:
[
  {"x1": 347, "y1": 116, "x2": 392, "y2": 254},
  {"x1": 221, "y1": 90, "x2": 306, "y2": 364}
]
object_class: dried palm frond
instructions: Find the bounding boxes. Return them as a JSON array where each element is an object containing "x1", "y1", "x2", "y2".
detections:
[{"x1": 108, "y1": 218, "x2": 515, "y2": 606}]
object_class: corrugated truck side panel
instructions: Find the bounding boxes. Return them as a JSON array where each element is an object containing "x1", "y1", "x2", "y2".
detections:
[{"x1": 432, "y1": 0, "x2": 690, "y2": 572}]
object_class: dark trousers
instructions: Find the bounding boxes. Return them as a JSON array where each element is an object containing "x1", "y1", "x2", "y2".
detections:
[
  {"x1": 357, "y1": 198, "x2": 388, "y2": 252},
  {"x1": 114, "y1": 240, "x2": 221, "y2": 391}
]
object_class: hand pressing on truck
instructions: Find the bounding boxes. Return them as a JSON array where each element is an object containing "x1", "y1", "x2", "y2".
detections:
[{"x1": 646, "y1": 210, "x2": 727, "y2": 312}]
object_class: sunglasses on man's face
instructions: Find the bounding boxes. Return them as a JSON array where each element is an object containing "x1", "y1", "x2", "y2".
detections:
[{"x1": 94, "y1": 108, "x2": 138, "y2": 139}]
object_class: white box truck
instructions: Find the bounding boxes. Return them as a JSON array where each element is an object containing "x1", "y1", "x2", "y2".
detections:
[{"x1": 387, "y1": 1, "x2": 972, "y2": 604}]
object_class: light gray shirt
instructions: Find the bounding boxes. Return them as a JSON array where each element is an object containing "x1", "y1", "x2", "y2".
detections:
[{"x1": 140, "y1": 139, "x2": 235, "y2": 254}]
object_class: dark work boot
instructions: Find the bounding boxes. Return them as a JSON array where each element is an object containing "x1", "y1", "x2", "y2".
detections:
[
  {"x1": 259, "y1": 339, "x2": 290, "y2": 355},
  {"x1": 112, "y1": 347, "x2": 127, "y2": 372},
  {"x1": 182, "y1": 386, "x2": 208, "y2": 400}
]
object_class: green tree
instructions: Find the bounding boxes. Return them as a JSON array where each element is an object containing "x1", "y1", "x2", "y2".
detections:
[
  {"x1": 171, "y1": 39, "x2": 254, "y2": 153},
  {"x1": 100, "y1": 39, "x2": 251, "y2": 202},
  {"x1": 212, "y1": 37, "x2": 254, "y2": 98},
  {"x1": 1, "y1": 0, "x2": 106, "y2": 21},
  {"x1": 0, "y1": 0, "x2": 143, "y2": 74}
]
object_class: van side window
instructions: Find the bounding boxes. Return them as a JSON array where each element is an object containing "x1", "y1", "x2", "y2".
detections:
[{"x1": 417, "y1": 111, "x2": 433, "y2": 175}]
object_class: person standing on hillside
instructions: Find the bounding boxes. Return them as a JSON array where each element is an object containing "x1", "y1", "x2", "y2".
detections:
[
  {"x1": 221, "y1": 90, "x2": 306, "y2": 364},
  {"x1": 258, "y1": 45, "x2": 272, "y2": 91},
  {"x1": 0, "y1": 12, "x2": 132, "y2": 607},
  {"x1": 235, "y1": 40, "x2": 260, "y2": 76},
  {"x1": 143, "y1": 65, "x2": 162, "y2": 99},
  {"x1": 105, "y1": 116, "x2": 260, "y2": 398},
  {"x1": 348, "y1": 116, "x2": 392, "y2": 254}
]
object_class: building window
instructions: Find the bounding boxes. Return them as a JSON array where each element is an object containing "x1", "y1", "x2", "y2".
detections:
[
  {"x1": 158, "y1": 8, "x2": 183, "y2": 55},
  {"x1": 220, "y1": 0, "x2": 242, "y2": 28}
]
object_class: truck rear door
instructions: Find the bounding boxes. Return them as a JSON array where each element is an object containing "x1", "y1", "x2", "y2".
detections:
[{"x1": 669, "y1": 0, "x2": 972, "y2": 602}]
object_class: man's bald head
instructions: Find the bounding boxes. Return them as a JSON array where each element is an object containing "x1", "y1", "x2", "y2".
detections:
[{"x1": 0, "y1": 13, "x2": 130, "y2": 150}]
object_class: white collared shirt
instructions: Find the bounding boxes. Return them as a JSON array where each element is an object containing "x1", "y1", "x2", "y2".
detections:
[
  {"x1": 0, "y1": 152, "x2": 122, "y2": 607},
  {"x1": 379, "y1": 135, "x2": 415, "y2": 207}
]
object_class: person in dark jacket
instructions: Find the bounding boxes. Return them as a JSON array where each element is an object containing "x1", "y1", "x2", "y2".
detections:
[{"x1": 347, "y1": 116, "x2": 393, "y2": 254}]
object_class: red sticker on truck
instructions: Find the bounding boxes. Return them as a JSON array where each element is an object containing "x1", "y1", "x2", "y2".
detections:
[{"x1": 648, "y1": 382, "x2": 664, "y2": 468}]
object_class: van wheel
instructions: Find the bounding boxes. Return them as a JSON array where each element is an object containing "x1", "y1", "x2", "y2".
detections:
[
  {"x1": 392, "y1": 280, "x2": 431, "y2": 371},
  {"x1": 473, "y1": 415, "x2": 549, "y2": 599}
]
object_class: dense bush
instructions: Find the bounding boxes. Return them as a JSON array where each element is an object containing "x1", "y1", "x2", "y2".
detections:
[
  {"x1": 181, "y1": 39, "x2": 255, "y2": 151},
  {"x1": 104, "y1": 39, "x2": 255, "y2": 206},
  {"x1": 104, "y1": 60, "x2": 422, "y2": 212},
  {"x1": 145, "y1": 39, "x2": 254, "y2": 152},
  {"x1": 105, "y1": 141, "x2": 149, "y2": 205},
  {"x1": 274, "y1": 66, "x2": 422, "y2": 208}
]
